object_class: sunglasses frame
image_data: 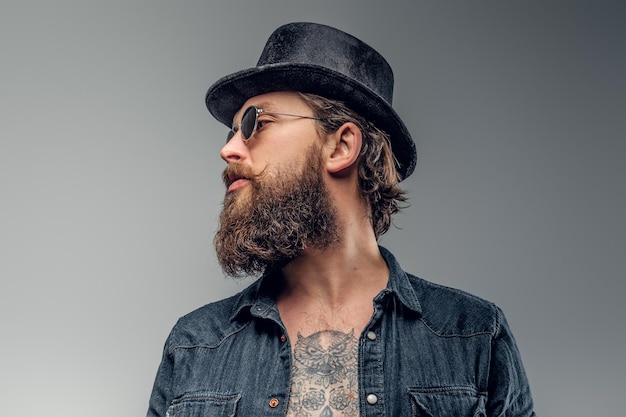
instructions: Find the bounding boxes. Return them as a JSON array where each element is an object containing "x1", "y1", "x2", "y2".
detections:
[{"x1": 227, "y1": 106, "x2": 322, "y2": 142}]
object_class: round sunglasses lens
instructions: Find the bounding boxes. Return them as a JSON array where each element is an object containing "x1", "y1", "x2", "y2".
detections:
[{"x1": 241, "y1": 106, "x2": 258, "y2": 139}]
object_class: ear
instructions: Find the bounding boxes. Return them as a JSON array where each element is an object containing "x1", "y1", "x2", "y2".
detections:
[{"x1": 325, "y1": 122, "x2": 362, "y2": 176}]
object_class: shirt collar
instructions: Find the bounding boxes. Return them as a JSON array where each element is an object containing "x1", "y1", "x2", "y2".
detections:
[
  {"x1": 229, "y1": 270, "x2": 282, "y2": 323},
  {"x1": 376, "y1": 246, "x2": 422, "y2": 315}
]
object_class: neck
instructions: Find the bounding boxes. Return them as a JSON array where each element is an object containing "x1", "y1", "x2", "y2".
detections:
[{"x1": 278, "y1": 220, "x2": 388, "y2": 311}]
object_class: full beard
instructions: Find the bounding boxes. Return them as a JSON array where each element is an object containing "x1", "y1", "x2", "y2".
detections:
[{"x1": 214, "y1": 147, "x2": 340, "y2": 278}]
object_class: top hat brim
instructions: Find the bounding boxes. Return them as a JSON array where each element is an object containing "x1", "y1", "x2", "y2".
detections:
[{"x1": 206, "y1": 62, "x2": 416, "y2": 180}]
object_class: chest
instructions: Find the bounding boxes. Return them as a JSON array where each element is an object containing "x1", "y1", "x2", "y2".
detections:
[
  {"x1": 166, "y1": 313, "x2": 492, "y2": 417},
  {"x1": 285, "y1": 329, "x2": 360, "y2": 417}
]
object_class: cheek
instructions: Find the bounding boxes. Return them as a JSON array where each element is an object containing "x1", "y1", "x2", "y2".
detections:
[{"x1": 250, "y1": 140, "x2": 323, "y2": 183}]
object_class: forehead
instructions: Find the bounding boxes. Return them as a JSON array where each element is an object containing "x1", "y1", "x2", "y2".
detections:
[{"x1": 232, "y1": 91, "x2": 310, "y2": 122}]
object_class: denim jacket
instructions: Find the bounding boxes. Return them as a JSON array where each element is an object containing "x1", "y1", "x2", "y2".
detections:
[{"x1": 147, "y1": 247, "x2": 535, "y2": 417}]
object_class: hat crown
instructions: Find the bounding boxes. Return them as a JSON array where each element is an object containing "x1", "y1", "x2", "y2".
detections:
[{"x1": 257, "y1": 23, "x2": 394, "y2": 104}]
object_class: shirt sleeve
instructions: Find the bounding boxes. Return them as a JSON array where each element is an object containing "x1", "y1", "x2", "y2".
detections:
[
  {"x1": 146, "y1": 332, "x2": 176, "y2": 417},
  {"x1": 486, "y1": 306, "x2": 536, "y2": 417}
]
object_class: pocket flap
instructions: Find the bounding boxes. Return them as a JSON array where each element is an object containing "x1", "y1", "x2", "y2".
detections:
[
  {"x1": 408, "y1": 386, "x2": 486, "y2": 417},
  {"x1": 167, "y1": 391, "x2": 241, "y2": 417}
]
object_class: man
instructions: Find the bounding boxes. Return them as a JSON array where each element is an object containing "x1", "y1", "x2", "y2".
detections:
[{"x1": 147, "y1": 22, "x2": 535, "y2": 417}]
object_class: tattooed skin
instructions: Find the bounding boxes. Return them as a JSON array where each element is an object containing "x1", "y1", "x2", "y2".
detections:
[{"x1": 286, "y1": 330, "x2": 359, "y2": 417}]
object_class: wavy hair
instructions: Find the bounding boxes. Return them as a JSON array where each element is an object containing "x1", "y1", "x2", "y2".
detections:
[{"x1": 298, "y1": 93, "x2": 408, "y2": 238}]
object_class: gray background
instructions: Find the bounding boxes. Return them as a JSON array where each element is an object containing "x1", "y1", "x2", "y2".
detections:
[{"x1": 1, "y1": 1, "x2": 624, "y2": 416}]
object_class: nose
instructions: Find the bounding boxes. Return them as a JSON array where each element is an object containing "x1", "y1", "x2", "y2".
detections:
[{"x1": 220, "y1": 132, "x2": 248, "y2": 163}]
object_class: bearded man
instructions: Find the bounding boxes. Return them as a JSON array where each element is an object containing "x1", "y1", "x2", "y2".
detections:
[{"x1": 147, "y1": 22, "x2": 535, "y2": 417}]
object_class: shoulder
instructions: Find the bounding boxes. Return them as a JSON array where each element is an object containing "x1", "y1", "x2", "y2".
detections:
[
  {"x1": 406, "y1": 273, "x2": 503, "y2": 338},
  {"x1": 164, "y1": 280, "x2": 261, "y2": 350},
  {"x1": 380, "y1": 246, "x2": 504, "y2": 337}
]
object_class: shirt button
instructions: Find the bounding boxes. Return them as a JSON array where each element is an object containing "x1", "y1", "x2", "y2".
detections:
[
  {"x1": 366, "y1": 394, "x2": 378, "y2": 405},
  {"x1": 280, "y1": 334, "x2": 287, "y2": 343},
  {"x1": 269, "y1": 398, "x2": 279, "y2": 408},
  {"x1": 366, "y1": 331, "x2": 377, "y2": 341}
]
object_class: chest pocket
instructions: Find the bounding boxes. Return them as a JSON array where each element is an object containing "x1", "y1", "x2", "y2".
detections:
[
  {"x1": 409, "y1": 386, "x2": 486, "y2": 417},
  {"x1": 166, "y1": 391, "x2": 241, "y2": 417}
]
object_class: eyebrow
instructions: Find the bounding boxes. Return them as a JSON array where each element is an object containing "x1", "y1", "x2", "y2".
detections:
[
  {"x1": 253, "y1": 101, "x2": 277, "y2": 111},
  {"x1": 252, "y1": 101, "x2": 272, "y2": 109}
]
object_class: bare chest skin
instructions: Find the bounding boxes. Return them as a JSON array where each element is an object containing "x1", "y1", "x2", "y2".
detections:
[
  {"x1": 280, "y1": 307, "x2": 373, "y2": 417},
  {"x1": 286, "y1": 328, "x2": 359, "y2": 417}
]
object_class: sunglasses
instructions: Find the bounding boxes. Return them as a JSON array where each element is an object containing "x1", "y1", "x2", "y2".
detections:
[{"x1": 227, "y1": 105, "x2": 322, "y2": 142}]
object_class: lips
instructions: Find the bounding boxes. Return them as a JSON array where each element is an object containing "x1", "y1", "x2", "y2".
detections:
[
  {"x1": 223, "y1": 168, "x2": 253, "y2": 193},
  {"x1": 228, "y1": 176, "x2": 250, "y2": 192}
]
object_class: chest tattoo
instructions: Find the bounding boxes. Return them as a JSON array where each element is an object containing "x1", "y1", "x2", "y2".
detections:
[{"x1": 286, "y1": 329, "x2": 359, "y2": 417}]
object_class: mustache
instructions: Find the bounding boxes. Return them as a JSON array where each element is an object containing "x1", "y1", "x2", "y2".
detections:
[{"x1": 221, "y1": 164, "x2": 262, "y2": 189}]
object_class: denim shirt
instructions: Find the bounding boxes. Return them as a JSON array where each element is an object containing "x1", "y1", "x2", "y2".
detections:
[{"x1": 147, "y1": 247, "x2": 535, "y2": 417}]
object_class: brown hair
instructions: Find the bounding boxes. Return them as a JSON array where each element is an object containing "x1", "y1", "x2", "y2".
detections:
[{"x1": 298, "y1": 92, "x2": 408, "y2": 238}]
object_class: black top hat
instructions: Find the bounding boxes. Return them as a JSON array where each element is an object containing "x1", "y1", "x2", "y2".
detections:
[{"x1": 206, "y1": 22, "x2": 416, "y2": 180}]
